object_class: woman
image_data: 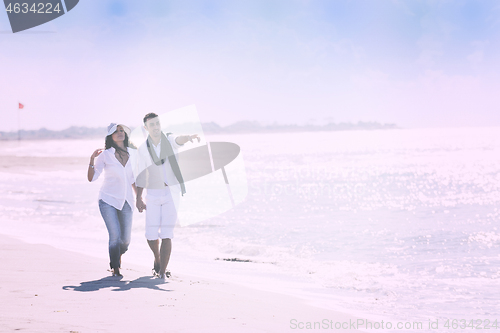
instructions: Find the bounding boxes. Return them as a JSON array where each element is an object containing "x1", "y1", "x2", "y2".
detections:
[{"x1": 87, "y1": 123, "x2": 137, "y2": 277}]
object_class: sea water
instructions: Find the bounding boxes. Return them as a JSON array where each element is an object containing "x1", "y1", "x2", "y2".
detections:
[{"x1": 1, "y1": 127, "x2": 499, "y2": 327}]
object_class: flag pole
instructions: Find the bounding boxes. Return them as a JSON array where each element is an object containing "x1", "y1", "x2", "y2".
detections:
[
  {"x1": 18, "y1": 103, "x2": 20, "y2": 141},
  {"x1": 17, "y1": 102, "x2": 24, "y2": 141}
]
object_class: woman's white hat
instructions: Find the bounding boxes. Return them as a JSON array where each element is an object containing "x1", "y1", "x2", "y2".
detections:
[{"x1": 107, "y1": 123, "x2": 131, "y2": 137}]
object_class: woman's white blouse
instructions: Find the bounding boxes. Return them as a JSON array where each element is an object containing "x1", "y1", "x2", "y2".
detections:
[{"x1": 91, "y1": 147, "x2": 135, "y2": 210}]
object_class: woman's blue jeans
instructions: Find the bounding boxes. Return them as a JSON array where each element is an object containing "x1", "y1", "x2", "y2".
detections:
[{"x1": 98, "y1": 200, "x2": 133, "y2": 269}]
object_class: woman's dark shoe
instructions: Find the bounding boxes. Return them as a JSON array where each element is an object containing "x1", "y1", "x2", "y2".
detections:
[{"x1": 112, "y1": 267, "x2": 123, "y2": 277}]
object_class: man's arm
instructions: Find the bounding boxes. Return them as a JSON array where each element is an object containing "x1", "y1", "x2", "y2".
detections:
[{"x1": 175, "y1": 134, "x2": 200, "y2": 145}]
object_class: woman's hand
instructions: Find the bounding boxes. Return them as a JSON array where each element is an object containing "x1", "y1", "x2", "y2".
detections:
[
  {"x1": 88, "y1": 149, "x2": 103, "y2": 182},
  {"x1": 90, "y1": 148, "x2": 103, "y2": 161}
]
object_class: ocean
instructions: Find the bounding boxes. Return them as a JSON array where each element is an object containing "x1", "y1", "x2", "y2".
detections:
[{"x1": 1, "y1": 127, "x2": 499, "y2": 328}]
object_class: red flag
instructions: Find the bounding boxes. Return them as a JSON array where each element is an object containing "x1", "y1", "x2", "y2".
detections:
[{"x1": 18, "y1": 103, "x2": 24, "y2": 109}]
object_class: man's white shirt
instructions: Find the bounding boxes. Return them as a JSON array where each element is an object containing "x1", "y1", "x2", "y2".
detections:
[{"x1": 135, "y1": 134, "x2": 183, "y2": 200}]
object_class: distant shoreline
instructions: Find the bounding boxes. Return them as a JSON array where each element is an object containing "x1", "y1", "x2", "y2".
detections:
[{"x1": 0, "y1": 121, "x2": 397, "y2": 140}]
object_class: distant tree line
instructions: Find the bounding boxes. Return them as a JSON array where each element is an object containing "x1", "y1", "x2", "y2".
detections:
[
  {"x1": 0, "y1": 126, "x2": 107, "y2": 140},
  {"x1": 0, "y1": 121, "x2": 397, "y2": 140},
  {"x1": 201, "y1": 121, "x2": 398, "y2": 133}
]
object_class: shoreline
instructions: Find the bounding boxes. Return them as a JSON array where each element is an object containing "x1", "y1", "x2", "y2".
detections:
[
  {"x1": 0, "y1": 233, "x2": 361, "y2": 332},
  {"x1": 3, "y1": 132, "x2": 494, "y2": 327}
]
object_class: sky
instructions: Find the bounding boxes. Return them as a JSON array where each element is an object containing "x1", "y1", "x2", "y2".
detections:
[{"x1": 1, "y1": 0, "x2": 500, "y2": 131}]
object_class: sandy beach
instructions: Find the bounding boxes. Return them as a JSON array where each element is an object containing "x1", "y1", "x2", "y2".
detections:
[
  {"x1": 0, "y1": 151, "x2": 360, "y2": 332},
  {"x1": 0, "y1": 234, "x2": 359, "y2": 332}
]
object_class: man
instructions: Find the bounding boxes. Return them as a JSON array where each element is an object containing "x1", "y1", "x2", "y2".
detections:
[{"x1": 135, "y1": 112, "x2": 199, "y2": 280}]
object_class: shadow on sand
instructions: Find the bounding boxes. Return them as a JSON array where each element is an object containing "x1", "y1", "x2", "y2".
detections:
[{"x1": 62, "y1": 275, "x2": 171, "y2": 292}]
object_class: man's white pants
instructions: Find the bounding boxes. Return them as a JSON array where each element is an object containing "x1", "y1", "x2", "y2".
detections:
[{"x1": 145, "y1": 188, "x2": 177, "y2": 240}]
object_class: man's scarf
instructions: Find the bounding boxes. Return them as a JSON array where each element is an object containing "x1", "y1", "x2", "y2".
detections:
[{"x1": 146, "y1": 132, "x2": 186, "y2": 195}]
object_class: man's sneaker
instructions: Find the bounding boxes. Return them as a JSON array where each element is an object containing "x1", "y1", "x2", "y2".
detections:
[
  {"x1": 153, "y1": 262, "x2": 160, "y2": 277},
  {"x1": 158, "y1": 270, "x2": 171, "y2": 281}
]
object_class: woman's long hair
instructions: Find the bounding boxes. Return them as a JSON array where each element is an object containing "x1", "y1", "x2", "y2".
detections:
[{"x1": 105, "y1": 132, "x2": 132, "y2": 154}]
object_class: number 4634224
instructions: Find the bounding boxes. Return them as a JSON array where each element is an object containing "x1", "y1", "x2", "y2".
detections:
[
  {"x1": 6, "y1": 3, "x2": 61, "y2": 14},
  {"x1": 444, "y1": 319, "x2": 499, "y2": 330}
]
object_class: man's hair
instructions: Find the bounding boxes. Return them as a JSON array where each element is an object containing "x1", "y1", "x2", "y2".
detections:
[{"x1": 143, "y1": 112, "x2": 159, "y2": 124}]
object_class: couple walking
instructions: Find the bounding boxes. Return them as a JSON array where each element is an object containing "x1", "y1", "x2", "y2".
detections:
[{"x1": 87, "y1": 113, "x2": 198, "y2": 280}]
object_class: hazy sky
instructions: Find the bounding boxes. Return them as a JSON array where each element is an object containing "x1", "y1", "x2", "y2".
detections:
[{"x1": 1, "y1": 0, "x2": 500, "y2": 131}]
